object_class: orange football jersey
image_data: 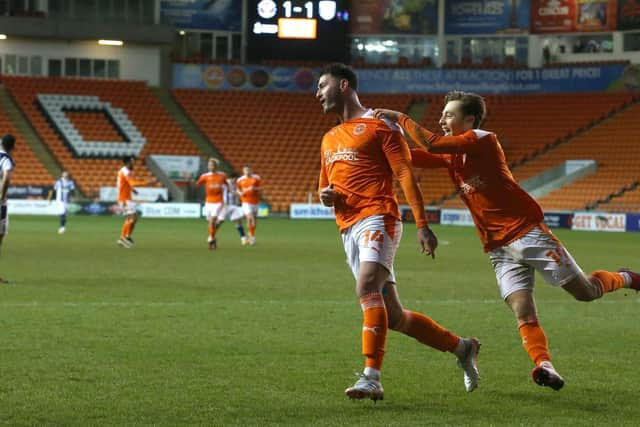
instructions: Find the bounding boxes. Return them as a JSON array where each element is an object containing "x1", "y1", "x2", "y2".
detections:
[
  {"x1": 117, "y1": 166, "x2": 146, "y2": 203},
  {"x1": 319, "y1": 113, "x2": 427, "y2": 232},
  {"x1": 401, "y1": 114, "x2": 544, "y2": 252},
  {"x1": 197, "y1": 171, "x2": 228, "y2": 203},
  {"x1": 237, "y1": 174, "x2": 262, "y2": 205}
]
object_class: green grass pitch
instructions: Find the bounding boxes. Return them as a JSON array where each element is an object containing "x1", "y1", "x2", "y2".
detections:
[{"x1": 0, "y1": 215, "x2": 638, "y2": 426}]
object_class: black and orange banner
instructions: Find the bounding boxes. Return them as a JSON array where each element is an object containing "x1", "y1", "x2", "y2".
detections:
[{"x1": 532, "y1": 0, "x2": 617, "y2": 33}]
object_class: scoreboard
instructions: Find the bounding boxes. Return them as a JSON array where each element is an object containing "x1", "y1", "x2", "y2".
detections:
[{"x1": 247, "y1": 0, "x2": 350, "y2": 62}]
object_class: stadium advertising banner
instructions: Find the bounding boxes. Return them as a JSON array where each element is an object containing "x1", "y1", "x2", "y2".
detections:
[
  {"x1": 138, "y1": 203, "x2": 202, "y2": 219},
  {"x1": 8, "y1": 199, "x2": 62, "y2": 215},
  {"x1": 173, "y1": 64, "x2": 317, "y2": 92},
  {"x1": 625, "y1": 213, "x2": 640, "y2": 231},
  {"x1": 356, "y1": 64, "x2": 632, "y2": 94},
  {"x1": 160, "y1": 0, "x2": 241, "y2": 31},
  {"x1": 400, "y1": 206, "x2": 441, "y2": 224},
  {"x1": 149, "y1": 155, "x2": 201, "y2": 181},
  {"x1": 350, "y1": 0, "x2": 438, "y2": 34},
  {"x1": 100, "y1": 187, "x2": 169, "y2": 203},
  {"x1": 440, "y1": 209, "x2": 475, "y2": 226},
  {"x1": 8, "y1": 185, "x2": 51, "y2": 199},
  {"x1": 618, "y1": 0, "x2": 640, "y2": 29},
  {"x1": 544, "y1": 211, "x2": 573, "y2": 228},
  {"x1": 571, "y1": 211, "x2": 626, "y2": 232},
  {"x1": 290, "y1": 203, "x2": 335, "y2": 219},
  {"x1": 531, "y1": 0, "x2": 617, "y2": 33},
  {"x1": 445, "y1": 0, "x2": 531, "y2": 34},
  {"x1": 174, "y1": 63, "x2": 636, "y2": 94}
]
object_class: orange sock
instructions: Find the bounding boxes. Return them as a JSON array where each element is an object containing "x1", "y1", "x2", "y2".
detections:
[
  {"x1": 591, "y1": 270, "x2": 627, "y2": 294},
  {"x1": 208, "y1": 223, "x2": 217, "y2": 239},
  {"x1": 393, "y1": 310, "x2": 459, "y2": 352},
  {"x1": 519, "y1": 319, "x2": 551, "y2": 365},
  {"x1": 121, "y1": 219, "x2": 131, "y2": 238},
  {"x1": 249, "y1": 223, "x2": 256, "y2": 237},
  {"x1": 360, "y1": 293, "x2": 387, "y2": 370}
]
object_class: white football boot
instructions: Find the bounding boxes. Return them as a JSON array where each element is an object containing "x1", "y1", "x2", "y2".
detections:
[
  {"x1": 457, "y1": 338, "x2": 481, "y2": 392},
  {"x1": 345, "y1": 372, "x2": 384, "y2": 401},
  {"x1": 531, "y1": 361, "x2": 565, "y2": 391}
]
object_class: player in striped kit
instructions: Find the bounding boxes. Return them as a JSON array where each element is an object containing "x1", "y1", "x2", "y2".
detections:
[
  {"x1": 48, "y1": 171, "x2": 75, "y2": 234},
  {"x1": 215, "y1": 173, "x2": 247, "y2": 245},
  {"x1": 0, "y1": 134, "x2": 16, "y2": 284}
]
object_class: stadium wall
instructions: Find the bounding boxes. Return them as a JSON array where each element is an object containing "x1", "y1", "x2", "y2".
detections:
[{"x1": 0, "y1": 39, "x2": 162, "y2": 85}]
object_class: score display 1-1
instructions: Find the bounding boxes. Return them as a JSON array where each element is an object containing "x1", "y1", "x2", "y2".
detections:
[{"x1": 248, "y1": 0, "x2": 350, "y2": 62}]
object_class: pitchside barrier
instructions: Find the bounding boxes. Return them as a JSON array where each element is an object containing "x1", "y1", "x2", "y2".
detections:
[
  {"x1": 289, "y1": 203, "x2": 639, "y2": 233},
  {"x1": 8, "y1": 200, "x2": 270, "y2": 219}
]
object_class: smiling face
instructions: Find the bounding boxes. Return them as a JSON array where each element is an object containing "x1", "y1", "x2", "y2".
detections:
[
  {"x1": 316, "y1": 73, "x2": 344, "y2": 114},
  {"x1": 438, "y1": 100, "x2": 476, "y2": 136}
]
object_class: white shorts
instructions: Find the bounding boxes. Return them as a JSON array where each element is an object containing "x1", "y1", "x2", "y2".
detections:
[
  {"x1": 489, "y1": 225, "x2": 583, "y2": 300},
  {"x1": 119, "y1": 201, "x2": 138, "y2": 216},
  {"x1": 342, "y1": 215, "x2": 402, "y2": 283},
  {"x1": 217, "y1": 205, "x2": 244, "y2": 222},
  {"x1": 57, "y1": 201, "x2": 68, "y2": 215},
  {"x1": 0, "y1": 204, "x2": 8, "y2": 235},
  {"x1": 242, "y1": 202, "x2": 259, "y2": 217},
  {"x1": 204, "y1": 203, "x2": 224, "y2": 220}
]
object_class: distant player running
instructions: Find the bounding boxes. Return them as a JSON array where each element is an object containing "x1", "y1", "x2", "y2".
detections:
[
  {"x1": 317, "y1": 64, "x2": 479, "y2": 401},
  {"x1": 48, "y1": 171, "x2": 75, "y2": 234},
  {"x1": 195, "y1": 158, "x2": 228, "y2": 250},
  {"x1": 215, "y1": 173, "x2": 247, "y2": 245},
  {"x1": 0, "y1": 134, "x2": 16, "y2": 283},
  {"x1": 117, "y1": 156, "x2": 153, "y2": 248},
  {"x1": 236, "y1": 165, "x2": 262, "y2": 246},
  {"x1": 374, "y1": 91, "x2": 640, "y2": 391}
]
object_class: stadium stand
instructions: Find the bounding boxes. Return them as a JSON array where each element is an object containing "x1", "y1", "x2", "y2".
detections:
[
  {"x1": 533, "y1": 102, "x2": 640, "y2": 211},
  {"x1": 0, "y1": 104, "x2": 53, "y2": 186},
  {"x1": 412, "y1": 92, "x2": 636, "y2": 208},
  {"x1": 172, "y1": 90, "x2": 413, "y2": 212},
  {"x1": 600, "y1": 183, "x2": 640, "y2": 213},
  {"x1": 3, "y1": 76, "x2": 202, "y2": 197}
]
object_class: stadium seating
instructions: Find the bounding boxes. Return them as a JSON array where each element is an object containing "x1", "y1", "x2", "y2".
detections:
[
  {"x1": 3, "y1": 76, "x2": 201, "y2": 197},
  {"x1": 410, "y1": 93, "x2": 635, "y2": 207},
  {"x1": 0, "y1": 104, "x2": 53, "y2": 186},
  {"x1": 532, "y1": 102, "x2": 640, "y2": 211},
  {"x1": 601, "y1": 184, "x2": 640, "y2": 213},
  {"x1": 173, "y1": 90, "x2": 413, "y2": 212}
]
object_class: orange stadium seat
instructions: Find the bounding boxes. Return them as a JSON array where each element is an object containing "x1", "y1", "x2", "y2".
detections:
[
  {"x1": 0, "y1": 104, "x2": 53, "y2": 187},
  {"x1": 521, "y1": 103, "x2": 640, "y2": 211},
  {"x1": 172, "y1": 90, "x2": 414, "y2": 213},
  {"x1": 3, "y1": 76, "x2": 202, "y2": 197},
  {"x1": 402, "y1": 92, "x2": 634, "y2": 206}
]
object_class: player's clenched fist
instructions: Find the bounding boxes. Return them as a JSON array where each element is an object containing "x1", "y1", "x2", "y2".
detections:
[{"x1": 319, "y1": 184, "x2": 338, "y2": 207}]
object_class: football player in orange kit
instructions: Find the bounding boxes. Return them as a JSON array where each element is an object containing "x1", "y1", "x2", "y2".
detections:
[
  {"x1": 317, "y1": 64, "x2": 480, "y2": 401},
  {"x1": 374, "y1": 91, "x2": 640, "y2": 391},
  {"x1": 117, "y1": 156, "x2": 154, "y2": 248},
  {"x1": 195, "y1": 158, "x2": 229, "y2": 250},
  {"x1": 236, "y1": 165, "x2": 262, "y2": 246}
]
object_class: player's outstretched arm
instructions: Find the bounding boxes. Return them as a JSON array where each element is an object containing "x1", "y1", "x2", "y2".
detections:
[{"x1": 410, "y1": 148, "x2": 449, "y2": 169}]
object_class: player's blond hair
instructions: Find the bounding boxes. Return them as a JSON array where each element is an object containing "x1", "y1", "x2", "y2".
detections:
[{"x1": 208, "y1": 158, "x2": 219, "y2": 167}]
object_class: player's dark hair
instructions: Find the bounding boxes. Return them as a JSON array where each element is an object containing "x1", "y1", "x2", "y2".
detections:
[
  {"x1": 319, "y1": 63, "x2": 358, "y2": 90},
  {"x1": 122, "y1": 155, "x2": 134, "y2": 164},
  {"x1": 444, "y1": 91, "x2": 486, "y2": 128},
  {"x1": 1, "y1": 134, "x2": 16, "y2": 151}
]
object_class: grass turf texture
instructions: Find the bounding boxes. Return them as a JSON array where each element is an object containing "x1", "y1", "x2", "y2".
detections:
[{"x1": 0, "y1": 216, "x2": 638, "y2": 426}]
